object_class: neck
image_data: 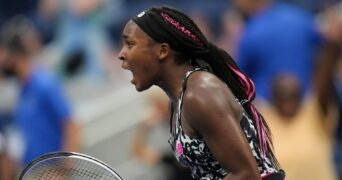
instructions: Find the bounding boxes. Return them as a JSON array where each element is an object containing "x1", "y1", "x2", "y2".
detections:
[{"x1": 156, "y1": 62, "x2": 193, "y2": 103}]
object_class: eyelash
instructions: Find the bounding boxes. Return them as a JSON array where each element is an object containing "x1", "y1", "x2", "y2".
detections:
[{"x1": 125, "y1": 41, "x2": 134, "y2": 49}]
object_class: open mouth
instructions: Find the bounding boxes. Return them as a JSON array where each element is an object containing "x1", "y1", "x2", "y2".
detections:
[{"x1": 129, "y1": 71, "x2": 136, "y2": 84}]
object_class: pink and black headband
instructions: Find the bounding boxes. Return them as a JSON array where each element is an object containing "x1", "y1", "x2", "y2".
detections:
[{"x1": 132, "y1": 9, "x2": 204, "y2": 55}]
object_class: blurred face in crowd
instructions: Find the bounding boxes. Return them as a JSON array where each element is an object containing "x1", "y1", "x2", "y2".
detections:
[
  {"x1": 0, "y1": 18, "x2": 42, "y2": 79},
  {"x1": 271, "y1": 75, "x2": 301, "y2": 119},
  {"x1": 0, "y1": 45, "x2": 21, "y2": 78},
  {"x1": 118, "y1": 20, "x2": 163, "y2": 92}
]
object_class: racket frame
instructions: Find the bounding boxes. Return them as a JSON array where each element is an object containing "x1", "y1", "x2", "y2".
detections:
[{"x1": 19, "y1": 151, "x2": 123, "y2": 180}]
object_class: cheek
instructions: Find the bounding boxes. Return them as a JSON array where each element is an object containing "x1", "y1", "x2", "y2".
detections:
[
  {"x1": 136, "y1": 61, "x2": 159, "y2": 83},
  {"x1": 134, "y1": 62, "x2": 151, "y2": 78}
]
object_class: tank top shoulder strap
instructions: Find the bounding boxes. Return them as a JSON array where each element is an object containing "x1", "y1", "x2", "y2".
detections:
[
  {"x1": 179, "y1": 67, "x2": 206, "y2": 101},
  {"x1": 175, "y1": 67, "x2": 207, "y2": 132}
]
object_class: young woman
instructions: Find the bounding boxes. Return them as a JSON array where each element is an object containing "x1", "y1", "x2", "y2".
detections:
[{"x1": 118, "y1": 6, "x2": 285, "y2": 180}]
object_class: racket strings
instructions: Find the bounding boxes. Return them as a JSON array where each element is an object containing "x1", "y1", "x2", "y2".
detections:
[{"x1": 23, "y1": 157, "x2": 118, "y2": 180}]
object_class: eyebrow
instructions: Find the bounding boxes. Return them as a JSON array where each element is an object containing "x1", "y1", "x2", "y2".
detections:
[{"x1": 123, "y1": 34, "x2": 135, "y2": 43}]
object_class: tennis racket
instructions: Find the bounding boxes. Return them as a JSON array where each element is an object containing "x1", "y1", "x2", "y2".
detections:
[{"x1": 19, "y1": 151, "x2": 123, "y2": 180}]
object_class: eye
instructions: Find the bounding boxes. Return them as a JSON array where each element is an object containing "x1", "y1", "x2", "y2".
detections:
[
  {"x1": 127, "y1": 43, "x2": 133, "y2": 49},
  {"x1": 124, "y1": 40, "x2": 135, "y2": 49}
]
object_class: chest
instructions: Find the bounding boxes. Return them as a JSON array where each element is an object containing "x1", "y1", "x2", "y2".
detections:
[
  {"x1": 17, "y1": 91, "x2": 40, "y2": 116},
  {"x1": 169, "y1": 106, "x2": 216, "y2": 167},
  {"x1": 16, "y1": 89, "x2": 50, "y2": 125}
]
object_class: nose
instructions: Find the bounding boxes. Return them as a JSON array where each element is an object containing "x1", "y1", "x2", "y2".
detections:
[
  {"x1": 118, "y1": 48, "x2": 126, "y2": 61},
  {"x1": 118, "y1": 49, "x2": 129, "y2": 69}
]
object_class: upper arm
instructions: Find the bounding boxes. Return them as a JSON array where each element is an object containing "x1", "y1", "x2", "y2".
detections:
[{"x1": 183, "y1": 73, "x2": 259, "y2": 177}]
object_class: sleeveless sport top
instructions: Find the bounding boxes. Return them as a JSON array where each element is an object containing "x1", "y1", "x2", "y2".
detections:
[{"x1": 168, "y1": 68, "x2": 284, "y2": 180}]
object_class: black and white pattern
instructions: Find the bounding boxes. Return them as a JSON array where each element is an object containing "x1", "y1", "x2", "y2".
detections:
[{"x1": 168, "y1": 68, "x2": 280, "y2": 180}]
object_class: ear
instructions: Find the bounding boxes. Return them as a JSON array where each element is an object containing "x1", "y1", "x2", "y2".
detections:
[{"x1": 157, "y1": 43, "x2": 170, "y2": 61}]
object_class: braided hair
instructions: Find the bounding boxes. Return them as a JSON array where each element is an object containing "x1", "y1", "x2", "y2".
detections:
[{"x1": 142, "y1": 6, "x2": 280, "y2": 168}]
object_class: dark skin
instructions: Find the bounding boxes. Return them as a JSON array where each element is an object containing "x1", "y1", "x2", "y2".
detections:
[{"x1": 119, "y1": 20, "x2": 260, "y2": 180}]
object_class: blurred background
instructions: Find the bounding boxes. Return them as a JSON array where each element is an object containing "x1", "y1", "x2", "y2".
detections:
[{"x1": 0, "y1": 0, "x2": 342, "y2": 179}]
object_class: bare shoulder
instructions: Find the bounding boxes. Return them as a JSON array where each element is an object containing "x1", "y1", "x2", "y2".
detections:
[
  {"x1": 184, "y1": 71, "x2": 237, "y2": 107},
  {"x1": 182, "y1": 71, "x2": 243, "y2": 129},
  {"x1": 186, "y1": 71, "x2": 230, "y2": 97}
]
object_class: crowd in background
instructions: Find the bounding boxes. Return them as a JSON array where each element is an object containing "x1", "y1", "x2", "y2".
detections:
[{"x1": 0, "y1": 0, "x2": 342, "y2": 179}]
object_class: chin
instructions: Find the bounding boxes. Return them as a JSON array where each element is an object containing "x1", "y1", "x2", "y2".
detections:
[
  {"x1": 134, "y1": 83, "x2": 151, "y2": 92},
  {"x1": 135, "y1": 86, "x2": 145, "y2": 92}
]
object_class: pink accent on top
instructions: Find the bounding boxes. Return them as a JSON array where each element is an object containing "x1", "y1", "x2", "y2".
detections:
[
  {"x1": 176, "y1": 143, "x2": 184, "y2": 155},
  {"x1": 262, "y1": 172, "x2": 274, "y2": 179},
  {"x1": 160, "y1": 12, "x2": 203, "y2": 45},
  {"x1": 261, "y1": 172, "x2": 285, "y2": 180}
]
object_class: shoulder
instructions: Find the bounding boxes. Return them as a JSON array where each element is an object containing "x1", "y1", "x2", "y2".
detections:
[
  {"x1": 182, "y1": 71, "x2": 242, "y2": 126},
  {"x1": 186, "y1": 70, "x2": 224, "y2": 94},
  {"x1": 184, "y1": 71, "x2": 233, "y2": 101},
  {"x1": 32, "y1": 69, "x2": 61, "y2": 92}
]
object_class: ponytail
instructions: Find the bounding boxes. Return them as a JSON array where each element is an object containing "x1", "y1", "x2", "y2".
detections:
[{"x1": 202, "y1": 44, "x2": 279, "y2": 167}]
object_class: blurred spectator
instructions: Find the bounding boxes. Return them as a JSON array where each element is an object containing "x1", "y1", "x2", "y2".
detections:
[
  {"x1": 260, "y1": 74, "x2": 336, "y2": 180},
  {"x1": 217, "y1": 9, "x2": 245, "y2": 59},
  {"x1": 333, "y1": 54, "x2": 342, "y2": 180},
  {"x1": 248, "y1": 1, "x2": 342, "y2": 179},
  {"x1": 0, "y1": 16, "x2": 81, "y2": 168},
  {"x1": 233, "y1": 0, "x2": 322, "y2": 103},
  {"x1": 56, "y1": 0, "x2": 110, "y2": 80},
  {"x1": 270, "y1": 74, "x2": 301, "y2": 119},
  {"x1": 315, "y1": 2, "x2": 342, "y2": 179},
  {"x1": 0, "y1": 132, "x2": 16, "y2": 180},
  {"x1": 131, "y1": 88, "x2": 192, "y2": 180},
  {"x1": 232, "y1": 1, "x2": 341, "y2": 179},
  {"x1": 260, "y1": 68, "x2": 336, "y2": 180},
  {"x1": 260, "y1": 68, "x2": 337, "y2": 180},
  {"x1": 0, "y1": 24, "x2": 18, "y2": 180},
  {"x1": 29, "y1": 0, "x2": 60, "y2": 45}
]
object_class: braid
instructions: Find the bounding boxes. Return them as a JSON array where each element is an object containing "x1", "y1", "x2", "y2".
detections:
[{"x1": 148, "y1": 6, "x2": 280, "y2": 168}]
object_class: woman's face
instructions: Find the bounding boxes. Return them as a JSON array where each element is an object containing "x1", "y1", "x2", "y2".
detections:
[{"x1": 118, "y1": 20, "x2": 161, "y2": 92}]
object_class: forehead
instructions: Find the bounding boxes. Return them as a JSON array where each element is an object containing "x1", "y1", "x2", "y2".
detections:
[{"x1": 122, "y1": 20, "x2": 151, "y2": 41}]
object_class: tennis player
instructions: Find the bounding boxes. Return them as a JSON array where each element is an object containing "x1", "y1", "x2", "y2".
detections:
[{"x1": 118, "y1": 6, "x2": 285, "y2": 180}]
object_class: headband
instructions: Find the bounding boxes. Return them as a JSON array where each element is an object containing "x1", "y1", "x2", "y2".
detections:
[{"x1": 132, "y1": 10, "x2": 204, "y2": 55}]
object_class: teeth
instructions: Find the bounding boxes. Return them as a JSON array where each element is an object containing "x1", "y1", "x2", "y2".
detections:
[
  {"x1": 122, "y1": 70, "x2": 132, "y2": 81},
  {"x1": 130, "y1": 71, "x2": 134, "y2": 81}
]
